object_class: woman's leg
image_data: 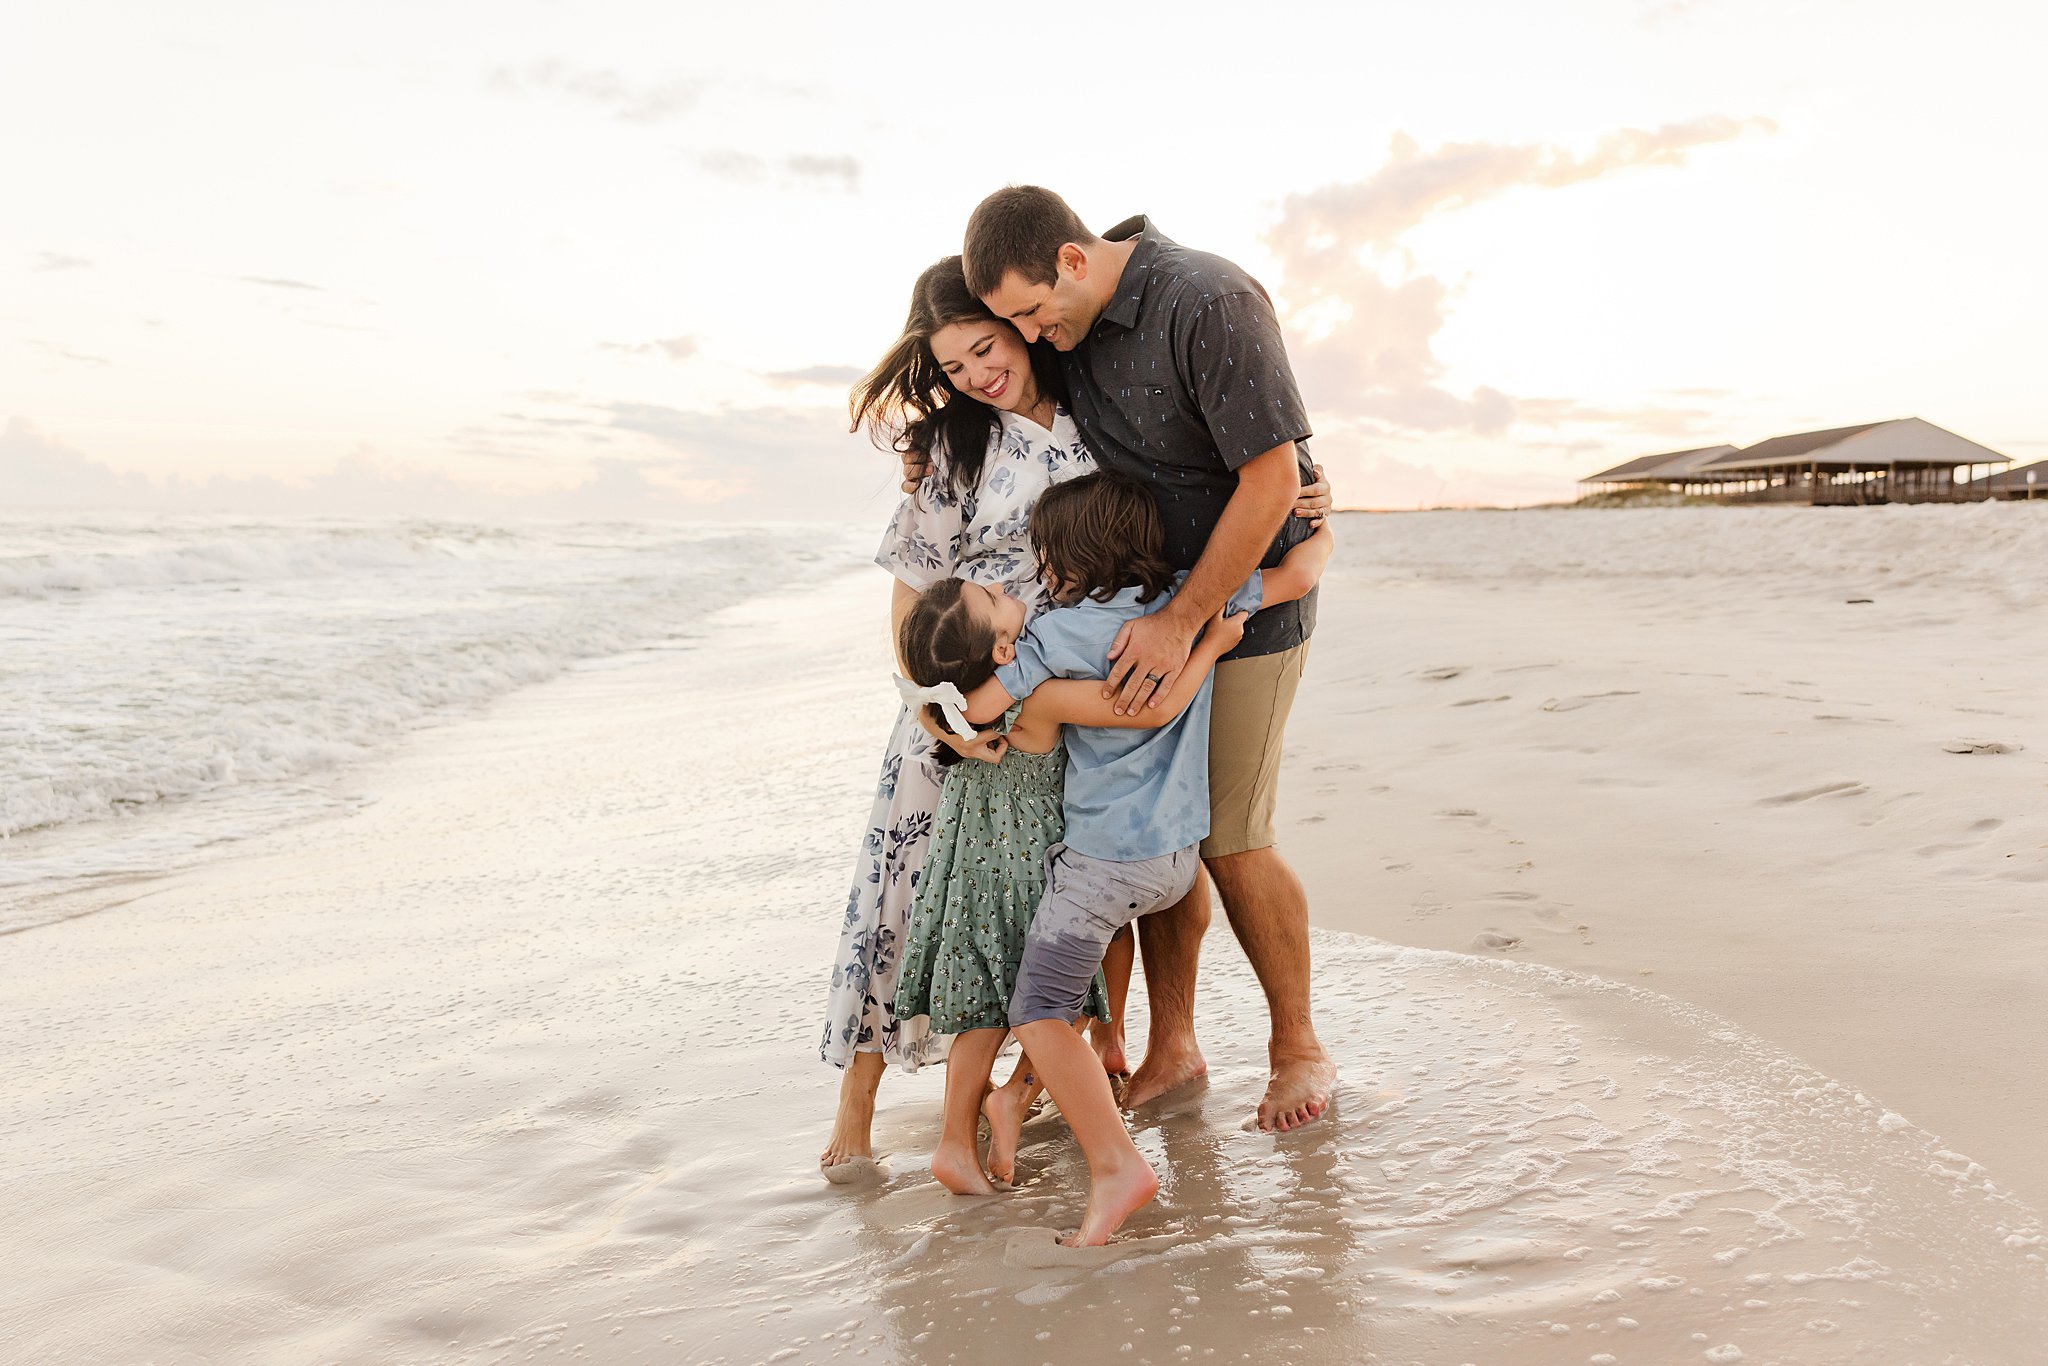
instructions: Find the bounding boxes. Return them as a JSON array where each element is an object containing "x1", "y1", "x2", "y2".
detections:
[
  {"x1": 932, "y1": 1029, "x2": 1005, "y2": 1195},
  {"x1": 820, "y1": 1049, "x2": 886, "y2": 1169}
]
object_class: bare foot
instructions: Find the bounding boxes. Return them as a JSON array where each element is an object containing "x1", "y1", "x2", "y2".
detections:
[
  {"x1": 931, "y1": 1139, "x2": 997, "y2": 1196},
  {"x1": 819, "y1": 1054, "x2": 882, "y2": 1173},
  {"x1": 1063, "y1": 1154, "x2": 1160, "y2": 1247},
  {"x1": 1120, "y1": 1044, "x2": 1207, "y2": 1111},
  {"x1": 982, "y1": 1082, "x2": 1029, "y2": 1185},
  {"x1": 1089, "y1": 1019, "x2": 1130, "y2": 1079},
  {"x1": 1257, "y1": 1047, "x2": 1337, "y2": 1133}
]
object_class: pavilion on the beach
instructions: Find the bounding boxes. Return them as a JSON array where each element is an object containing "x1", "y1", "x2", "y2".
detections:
[
  {"x1": 1972, "y1": 459, "x2": 2048, "y2": 500},
  {"x1": 1578, "y1": 419, "x2": 2015, "y2": 505}
]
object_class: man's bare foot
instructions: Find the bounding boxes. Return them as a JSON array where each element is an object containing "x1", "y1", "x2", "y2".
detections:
[
  {"x1": 982, "y1": 1083, "x2": 1030, "y2": 1185},
  {"x1": 1120, "y1": 1044, "x2": 1207, "y2": 1111},
  {"x1": 1257, "y1": 1047, "x2": 1337, "y2": 1133},
  {"x1": 1089, "y1": 1020, "x2": 1130, "y2": 1078},
  {"x1": 931, "y1": 1140, "x2": 997, "y2": 1196},
  {"x1": 1062, "y1": 1154, "x2": 1160, "y2": 1247},
  {"x1": 820, "y1": 1054, "x2": 882, "y2": 1173}
]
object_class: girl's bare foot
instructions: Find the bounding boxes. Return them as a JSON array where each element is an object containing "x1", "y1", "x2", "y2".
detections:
[
  {"x1": 1062, "y1": 1153, "x2": 1159, "y2": 1247},
  {"x1": 982, "y1": 1079, "x2": 1030, "y2": 1184},
  {"x1": 820, "y1": 1052, "x2": 883, "y2": 1172},
  {"x1": 930, "y1": 1139, "x2": 997, "y2": 1196},
  {"x1": 1089, "y1": 1018, "x2": 1130, "y2": 1079}
]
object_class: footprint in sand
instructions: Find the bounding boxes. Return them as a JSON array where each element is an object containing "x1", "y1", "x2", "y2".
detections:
[
  {"x1": 1943, "y1": 739, "x2": 2024, "y2": 755},
  {"x1": 822, "y1": 1156, "x2": 890, "y2": 1186},
  {"x1": 1001, "y1": 1226, "x2": 1185, "y2": 1268},
  {"x1": 1452, "y1": 695, "x2": 1512, "y2": 707},
  {"x1": 1419, "y1": 666, "x2": 1469, "y2": 681},
  {"x1": 1759, "y1": 781, "x2": 1868, "y2": 805},
  {"x1": 1540, "y1": 691, "x2": 1640, "y2": 713},
  {"x1": 1473, "y1": 931, "x2": 1523, "y2": 951}
]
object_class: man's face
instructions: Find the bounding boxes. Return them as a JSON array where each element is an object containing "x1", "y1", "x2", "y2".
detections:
[{"x1": 982, "y1": 254, "x2": 1101, "y2": 352}]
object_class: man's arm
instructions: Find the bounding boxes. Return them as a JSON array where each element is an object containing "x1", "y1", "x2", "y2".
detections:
[{"x1": 1103, "y1": 441, "x2": 1298, "y2": 713}]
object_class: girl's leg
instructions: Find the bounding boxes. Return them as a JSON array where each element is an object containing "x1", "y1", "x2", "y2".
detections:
[
  {"x1": 932, "y1": 1029, "x2": 1005, "y2": 1195},
  {"x1": 1090, "y1": 926, "x2": 1135, "y2": 1077},
  {"x1": 821, "y1": 1050, "x2": 886, "y2": 1170}
]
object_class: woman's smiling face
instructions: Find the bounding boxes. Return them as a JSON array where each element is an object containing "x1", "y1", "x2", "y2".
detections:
[{"x1": 929, "y1": 318, "x2": 1038, "y2": 414}]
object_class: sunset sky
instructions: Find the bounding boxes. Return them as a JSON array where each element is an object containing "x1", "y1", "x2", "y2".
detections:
[{"x1": 5, "y1": 0, "x2": 2043, "y2": 519}]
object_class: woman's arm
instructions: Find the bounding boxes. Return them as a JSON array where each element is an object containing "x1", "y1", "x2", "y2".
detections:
[
  {"x1": 1259, "y1": 522, "x2": 1334, "y2": 608},
  {"x1": 1025, "y1": 608, "x2": 1247, "y2": 731}
]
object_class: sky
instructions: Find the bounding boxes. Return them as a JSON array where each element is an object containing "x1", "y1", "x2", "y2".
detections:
[{"x1": 4, "y1": 0, "x2": 2044, "y2": 520}]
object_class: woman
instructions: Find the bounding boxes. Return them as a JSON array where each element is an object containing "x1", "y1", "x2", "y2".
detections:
[{"x1": 817, "y1": 257, "x2": 1328, "y2": 1175}]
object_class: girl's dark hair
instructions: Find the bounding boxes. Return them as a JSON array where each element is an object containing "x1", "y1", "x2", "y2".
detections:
[
  {"x1": 897, "y1": 578, "x2": 999, "y2": 767},
  {"x1": 848, "y1": 256, "x2": 1065, "y2": 497},
  {"x1": 1030, "y1": 472, "x2": 1176, "y2": 606}
]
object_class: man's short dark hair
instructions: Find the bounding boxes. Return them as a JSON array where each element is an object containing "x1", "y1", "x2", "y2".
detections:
[{"x1": 962, "y1": 186, "x2": 1094, "y2": 299}]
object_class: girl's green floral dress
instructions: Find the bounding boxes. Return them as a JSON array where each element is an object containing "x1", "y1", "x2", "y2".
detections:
[{"x1": 893, "y1": 706, "x2": 1109, "y2": 1034}]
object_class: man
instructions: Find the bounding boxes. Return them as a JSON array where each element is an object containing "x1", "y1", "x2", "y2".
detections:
[{"x1": 959, "y1": 186, "x2": 1335, "y2": 1133}]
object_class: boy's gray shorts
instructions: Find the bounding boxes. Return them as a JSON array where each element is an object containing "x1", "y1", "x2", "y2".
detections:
[{"x1": 1009, "y1": 842, "x2": 1201, "y2": 1028}]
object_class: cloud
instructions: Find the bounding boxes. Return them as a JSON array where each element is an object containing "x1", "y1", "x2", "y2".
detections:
[
  {"x1": 26, "y1": 339, "x2": 110, "y2": 365},
  {"x1": 686, "y1": 150, "x2": 860, "y2": 191},
  {"x1": 2, "y1": 421, "x2": 147, "y2": 502},
  {"x1": 1268, "y1": 117, "x2": 1772, "y2": 439},
  {"x1": 485, "y1": 60, "x2": 707, "y2": 124},
  {"x1": 241, "y1": 275, "x2": 323, "y2": 291},
  {"x1": 599, "y1": 336, "x2": 699, "y2": 361},
  {"x1": 765, "y1": 364, "x2": 862, "y2": 386},
  {"x1": 34, "y1": 252, "x2": 92, "y2": 272}
]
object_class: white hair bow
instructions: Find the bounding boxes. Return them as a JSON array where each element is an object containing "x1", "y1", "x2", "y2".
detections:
[{"x1": 894, "y1": 674, "x2": 980, "y2": 742}]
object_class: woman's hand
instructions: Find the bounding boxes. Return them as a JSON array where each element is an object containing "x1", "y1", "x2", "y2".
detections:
[{"x1": 1293, "y1": 462, "x2": 1332, "y2": 526}]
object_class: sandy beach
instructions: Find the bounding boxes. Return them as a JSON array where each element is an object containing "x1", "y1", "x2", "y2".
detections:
[{"x1": 5, "y1": 505, "x2": 2046, "y2": 1363}]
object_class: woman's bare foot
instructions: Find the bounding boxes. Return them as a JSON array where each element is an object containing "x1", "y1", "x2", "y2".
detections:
[
  {"x1": 930, "y1": 1139, "x2": 997, "y2": 1196},
  {"x1": 820, "y1": 1052, "x2": 884, "y2": 1172},
  {"x1": 1062, "y1": 1153, "x2": 1160, "y2": 1247},
  {"x1": 1119, "y1": 1044, "x2": 1207, "y2": 1111},
  {"x1": 1257, "y1": 1046, "x2": 1337, "y2": 1133},
  {"x1": 982, "y1": 1080, "x2": 1030, "y2": 1184}
]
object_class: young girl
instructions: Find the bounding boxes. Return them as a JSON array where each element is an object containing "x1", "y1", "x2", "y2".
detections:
[
  {"x1": 895, "y1": 472, "x2": 1333, "y2": 1202},
  {"x1": 961, "y1": 471, "x2": 1333, "y2": 1243}
]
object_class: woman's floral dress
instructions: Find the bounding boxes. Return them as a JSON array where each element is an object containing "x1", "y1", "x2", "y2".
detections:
[{"x1": 819, "y1": 407, "x2": 1095, "y2": 1071}]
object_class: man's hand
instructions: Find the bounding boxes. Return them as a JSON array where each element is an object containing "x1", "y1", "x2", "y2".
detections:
[
  {"x1": 1103, "y1": 606, "x2": 1199, "y2": 715},
  {"x1": 900, "y1": 447, "x2": 933, "y2": 494},
  {"x1": 1293, "y1": 462, "x2": 1331, "y2": 526}
]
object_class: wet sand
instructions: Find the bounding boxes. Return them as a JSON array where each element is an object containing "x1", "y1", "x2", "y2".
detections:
[{"x1": 5, "y1": 507, "x2": 2046, "y2": 1362}]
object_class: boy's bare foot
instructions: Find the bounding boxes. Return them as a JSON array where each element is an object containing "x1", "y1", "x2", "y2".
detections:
[
  {"x1": 982, "y1": 1083, "x2": 1030, "y2": 1185},
  {"x1": 820, "y1": 1053, "x2": 883, "y2": 1174},
  {"x1": 1062, "y1": 1154, "x2": 1160, "y2": 1247},
  {"x1": 1120, "y1": 1044, "x2": 1207, "y2": 1111},
  {"x1": 1089, "y1": 1020, "x2": 1130, "y2": 1078},
  {"x1": 1257, "y1": 1047, "x2": 1337, "y2": 1133},
  {"x1": 931, "y1": 1140, "x2": 997, "y2": 1196}
]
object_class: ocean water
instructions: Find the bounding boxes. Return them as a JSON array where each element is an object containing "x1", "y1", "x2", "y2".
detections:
[{"x1": 0, "y1": 514, "x2": 856, "y2": 919}]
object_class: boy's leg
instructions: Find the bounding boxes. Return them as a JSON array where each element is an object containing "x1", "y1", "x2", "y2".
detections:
[
  {"x1": 1010, "y1": 845, "x2": 1199, "y2": 1245},
  {"x1": 932, "y1": 1028, "x2": 1004, "y2": 1194},
  {"x1": 1016, "y1": 1019, "x2": 1158, "y2": 1247}
]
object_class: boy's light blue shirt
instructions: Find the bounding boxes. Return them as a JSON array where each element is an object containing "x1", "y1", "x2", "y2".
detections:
[{"x1": 995, "y1": 571, "x2": 1263, "y2": 862}]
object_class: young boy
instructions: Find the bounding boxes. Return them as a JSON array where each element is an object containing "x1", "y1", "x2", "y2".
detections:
[{"x1": 962, "y1": 472, "x2": 1330, "y2": 1244}]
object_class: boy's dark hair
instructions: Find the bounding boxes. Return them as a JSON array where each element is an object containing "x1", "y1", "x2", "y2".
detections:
[
  {"x1": 1030, "y1": 472, "x2": 1176, "y2": 606},
  {"x1": 897, "y1": 578, "x2": 999, "y2": 767},
  {"x1": 962, "y1": 186, "x2": 1095, "y2": 299}
]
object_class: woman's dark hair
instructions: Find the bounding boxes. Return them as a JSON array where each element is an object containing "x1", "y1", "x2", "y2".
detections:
[
  {"x1": 1029, "y1": 472, "x2": 1176, "y2": 606},
  {"x1": 848, "y1": 256, "x2": 1065, "y2": 497},
  {"x1": 897, "y1": 578, "x2": 999, "y2": 767}
]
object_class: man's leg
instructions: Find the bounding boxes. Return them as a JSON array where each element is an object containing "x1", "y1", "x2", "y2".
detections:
[
  {"x1": 1201, "y1": 642, "x2": 1333, "y2": 1132},
  {"x1": 1119, "y1": 866, "x2": 1212, "y2": 1109},
  {"x1": 1205, "y1": 847, "x2": 1333, "y2": 1132}
]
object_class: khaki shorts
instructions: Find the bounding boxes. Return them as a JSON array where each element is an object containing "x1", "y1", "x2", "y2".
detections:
[{"x1": 1203, "y1": 641, "x2": 1309, "y2": 858}]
